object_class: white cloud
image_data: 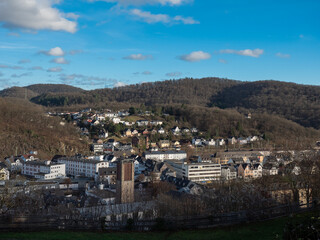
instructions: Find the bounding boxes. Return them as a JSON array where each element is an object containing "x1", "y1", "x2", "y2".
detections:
[
  {"x1": 130, "y1": 9, "x2": 170, "y2": 24},
  {"x1": 173, "y1": 16, "x2": 199, "y2": 24},
  {"x1": 179, "y1": 51, "x2": 211, "y2": 62},
  {"x1": 123, "y1": 53, "x2": 153, "y2": 60},
  {"x1": 276, "y1": 52, "x2": 290, "y2": 58},
  {"x1": 42, "y1": 47, "x2": 65, "y2": 56},
  {"x1": 220, "y1": 48, "x2": 264, "y2": 58},
  {"x1": 88, "y1": 0, "x2": 189, "y2": 6},
  {"x1": 130, "y1": 9, "x2": 198, "y2": 25},
  {"x1": 59, "y1": 73, "x2": 117, "y2": 87},
  {"x1": 166, "y1": 71, "x2": 182, "y2": 77},
  {"x1": 0, "y1": 0, "x2": 78, "y2": 33},
  {"x1": 47, "y1": 67, "x2": 63, "y2": 72},
  {"x1": 114, "y1": 81, "x2": 127, "y2": 87},
  {"x1": 51, "y1": 57, "x2": 69, "y2": 64}
]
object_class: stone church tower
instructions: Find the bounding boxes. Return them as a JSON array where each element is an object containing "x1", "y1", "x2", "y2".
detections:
[{"x1": 116, "y1": 159, "x2": 134, "y2": 204}]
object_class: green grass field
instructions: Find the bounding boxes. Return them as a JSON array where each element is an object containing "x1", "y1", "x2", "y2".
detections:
[{"x1": 0, "y1": 216, "x2": 288, "y2": 240}]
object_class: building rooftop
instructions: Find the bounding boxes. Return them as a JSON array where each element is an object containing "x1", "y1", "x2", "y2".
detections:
[
  {"x1": 145, "y1": 150, "x2": 186, "y2": 155},
  {"x1": 57, "y1": 157, "x2": 105, "y2": 164}
]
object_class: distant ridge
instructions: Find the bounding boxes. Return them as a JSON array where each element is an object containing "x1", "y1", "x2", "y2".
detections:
[
  {"x1": 0, "y1": 84, "x2": 83, "y2": 99},
  {"x1": 2, "y1": 78, "x2": 320, "y2": 130}
]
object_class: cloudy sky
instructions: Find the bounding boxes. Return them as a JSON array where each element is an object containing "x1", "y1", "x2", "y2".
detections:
[{"x1": 0, "y1": 0, "x2": 319, "y2": 90}]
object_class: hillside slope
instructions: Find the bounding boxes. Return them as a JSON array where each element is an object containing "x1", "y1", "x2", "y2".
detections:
[
  {"x1": 30, "y1": 78, "x2": 320, "y2": 129},
  {"x1": 0, "y1": 87, "x2": 38, "y2": 99},
  {"x1": 164, "y1": 105, "x2": 320, "y2": 148},
  {"x1": 0, "y1": 84, "x2": 83, "y2": 100},
  {"x1": 209, "y1": 80, "x2": 320, "y2": 129},
  {"x1": 0, "y1": 98, "x2": 89, "y2": 160},
  {"x1": 31, "y1": 78, "x2": 240, "y2": 106}
]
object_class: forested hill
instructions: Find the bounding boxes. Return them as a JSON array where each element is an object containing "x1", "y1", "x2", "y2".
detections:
[
  {"x1": 29, "y1": 78, "x2": 320, "y2": 129},
  {"x1": 26, "y1": 84, "x2": 83, "y2": 94},
  {"x1": 31, "y1": 78, "x2": 240, "y2": 106},
  {"x1": 0, "y1": 84, "x2": 83, "y2": 100},
  {"x1": 209, "y1": 80, "x2": 320, "y2": 129},
  {"x1": 0, "y1": 98, "x2": 89, "y2": 160}
]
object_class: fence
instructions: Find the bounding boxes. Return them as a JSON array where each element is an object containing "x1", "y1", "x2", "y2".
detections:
[{"x1": 0, "y1": 202, "x2": 317, "y2": 231}]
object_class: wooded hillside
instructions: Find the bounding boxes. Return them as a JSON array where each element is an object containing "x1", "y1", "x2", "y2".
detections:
[
  {"x1": 28, "y1": 78, "x2": 320, "y2": 129},
  {"x1": 0, "y1": 98, "x2": 89, "y2": 160}
]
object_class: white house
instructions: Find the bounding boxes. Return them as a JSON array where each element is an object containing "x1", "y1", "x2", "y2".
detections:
[
  {"x1": 205, "y1": 139, "x2": 216, "y2": 146},
  {"x1": 262, "y1": 165, "x2": 278, "y2": 176},
  {"x1": 134, "y1": 160, "x2": 146, "y2": 175},
  {"x1": 216, "y1": 139, "x2": 226, "y2": 146},
  {"x1": 136, "y1": 120, "x2": 149, "y2": 127},
  {"x1": 112, "y1": 117, "x2": 121, "y2": 124},
  {"x1": 158, "y1": 128, "x2": 165, "y2": 134},
  {"x1": 252, "y1": 164, "x2": 263, "y2": 179},
  {"x1": 221, "y1": 166, "x2": 237, "y2": 180},
  {"x1": 106, "y1": 112, "x2": 119, "y2": 119},
  {"x1": 150, "y1": 120, "x2": 163, "y2": 126},
  {"x1": 171, "y1": 127, "x2": 180, "y2": 135},
  {"x1": 192, "y1": 138, "x2": 203, "y2": 146}
]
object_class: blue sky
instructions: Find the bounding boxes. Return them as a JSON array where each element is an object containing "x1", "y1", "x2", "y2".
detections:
[{"x1": 0, "y1": 0, "x2": 319, "y2": 90}]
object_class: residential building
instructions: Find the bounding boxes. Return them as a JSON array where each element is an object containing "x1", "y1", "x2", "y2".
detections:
[
  {"x1": 158, "y1": 128, "x2": 165, "y2": 134},
  {"x1": 144, "y1": 150, "x2": 187, "y2": 162},
  {"x1": 150, "y1": 120, "x2": 163, "y2": 126},
  {"x1": 112, "y1": 117, "x2": 121, "y2": 124},
  {"x1": 0, "y1": 167, "x2": 9, "y2": 180},
  {"x1": 22, "y1": 160, "x2": 66, "y2": 180},
  {"x1": 134, "y1": 159, "x2": 146, "y2": 175},
  {"x1": 136, "y1": 120, "x2": 149, "y2": 127},
  {"x1": 158, "y1": 140, "x2": 170, "y2": 148},
  {"x1": 166, "y1": 160, "x2": 221, "y2": 183},
  {"x1": 56, "y1": 156, "x2": 109, "y2": 178},
  {"x1": 106, "y1": 112, "x2": 119, "y2": 118},
  {"x1": 97, "y1": 167, "x2": 117, "y2": 185},
  {"x1": 237, "y1": 163, "x2": 262, "y2": 179},
  {"x1": 91, "y1": 143, "x2": 104, "y2": 154},
  {"x1": 263, "y1": 164, "x2": 279, "y2": 176},
  {"x1": 4, "y1": 156, "x2": 24, "y2": 171},
  {"x1": 171, "y1": 126, "x2": 180, "y2": 135},
  {"x1": 221, "y1": 165, "x2": 237, "y2": 180},
  {"x1": 192, "y1": 138, "x2": 203, "y2": 146}
]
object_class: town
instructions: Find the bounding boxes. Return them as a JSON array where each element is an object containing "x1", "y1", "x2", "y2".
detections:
[{"x1": 1, "y1": 107, "x2": 319, "y2": 231}]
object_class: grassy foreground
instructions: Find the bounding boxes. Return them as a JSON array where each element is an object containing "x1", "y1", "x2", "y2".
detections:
[{"x1": 0, "y1": 216, "x2": 292, "y2": 240}]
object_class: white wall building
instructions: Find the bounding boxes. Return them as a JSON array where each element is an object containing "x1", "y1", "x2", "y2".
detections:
[
  {"x1": 22, "y1": 160, "x2": 66, "y2": 180},
  {"x1": 221, "y1": 166, "x2": 237, "y2": 180},
  {"x1": 57, "y1": 157, "x2": 109, "y2": 178},
  {"x1": 144, "y1": 150, "x2": 187, "y2": 162},
  {"x1": 166, "y1": 160, "x2": 221, "y2": 183}
]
